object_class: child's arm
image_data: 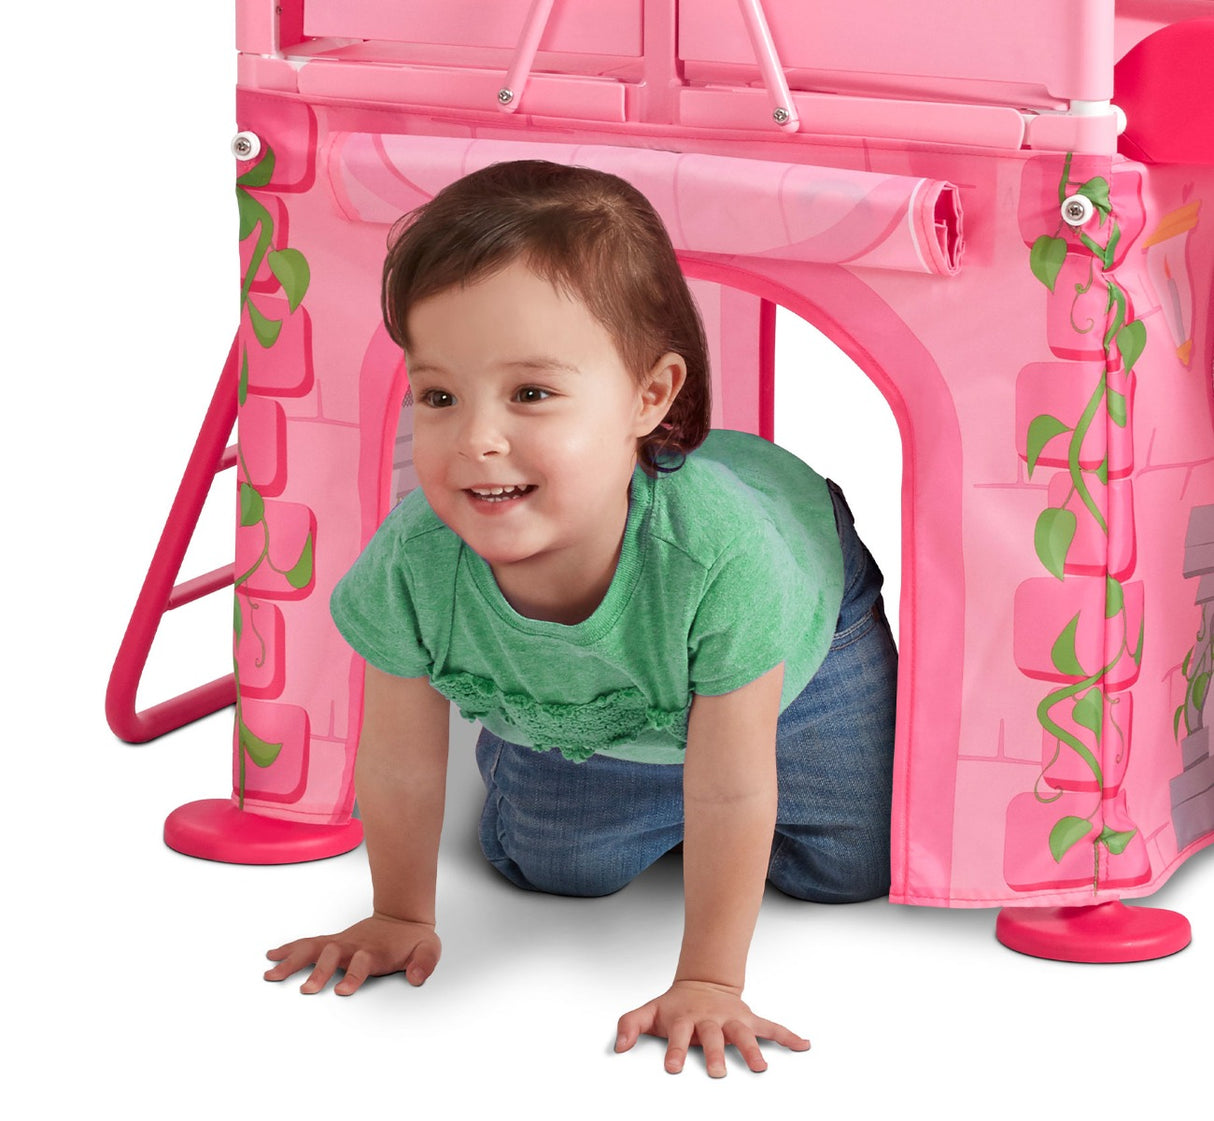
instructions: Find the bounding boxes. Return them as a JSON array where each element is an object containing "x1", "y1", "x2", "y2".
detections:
[
  {"x1": 263, "y1": 666, "x2": 450, "y2": 994},
  {"x1": 614, "y1": 663, "x2": 810, "y2": 1076}
]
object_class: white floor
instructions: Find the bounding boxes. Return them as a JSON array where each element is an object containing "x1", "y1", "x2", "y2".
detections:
[
  {"x1": 8, "y1": 7, "x2": 1212, "y2": 1118},
  {"x1": 12, "y1": 702, "x2": 1214, "y2": 1117}
]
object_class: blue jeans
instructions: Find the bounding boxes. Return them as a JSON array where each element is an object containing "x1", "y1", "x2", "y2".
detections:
[{"x1": 475, "y1": 480, "x2": 897, "y2": 903}]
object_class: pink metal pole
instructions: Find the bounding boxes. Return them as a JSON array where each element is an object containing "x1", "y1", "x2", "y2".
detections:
[
  {"x1": 737, "y1": 0, "x2": 801, "y2": 133},
  {"x1": 498, "y1": 0, "x2": 557, "y2": 113}
]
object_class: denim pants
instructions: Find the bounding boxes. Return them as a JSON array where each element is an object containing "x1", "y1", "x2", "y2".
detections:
[{"x1": 475, "y1": 480, "x2": 898, "y2": 903}]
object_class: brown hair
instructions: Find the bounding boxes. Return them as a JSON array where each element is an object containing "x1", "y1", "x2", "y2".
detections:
[{"x1": 382, "y1": 160, "x2": 711, "y2": 475}]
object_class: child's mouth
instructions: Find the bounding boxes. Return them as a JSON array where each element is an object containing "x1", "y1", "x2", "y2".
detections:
[{"x1": 466, "y1": 484, "x2": 536, "y2": 504}]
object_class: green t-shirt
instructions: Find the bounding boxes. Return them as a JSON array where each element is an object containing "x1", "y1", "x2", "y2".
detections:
[{"x1": 331, "y1": 429, "x2": 843, "y2": 764}]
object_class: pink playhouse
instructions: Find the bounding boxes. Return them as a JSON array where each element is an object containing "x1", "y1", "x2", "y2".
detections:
[{"x1": 108, "y1": 1, "x2": 1214, "y2": 961}]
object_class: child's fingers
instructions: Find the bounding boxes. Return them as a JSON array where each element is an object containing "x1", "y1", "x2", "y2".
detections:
[
  {"x1": 614, "y1": 1004, "x2": 653, "y2": 1052},
  {"x1": 753, "y1": 1017, "x2": 811, "y2": 1051},
  {"x1": 333, "y1": 948, "x2": 375, "y2": 996},
  {"x1": 263, "y1": 940, "x2": 322, "y2": 981},
  {"x1": 663, "y1": 1017, "x2": 695, "y2": 1074},
  {"x1": 695, "y1": 1021, "x2": 728, "y2": 1078},
  {"x1": 299, "y1": 942, "x2": 345, "y2": 994},
  {"x1": 723, "y1": 1020, "x2": 768, "y2": 1073},
  {"x1": 404, "y1": 940, "x2": 440, "y2": 986},
  {"x1": 263, "y1": 961, "x2": 297, "y2": 982}
]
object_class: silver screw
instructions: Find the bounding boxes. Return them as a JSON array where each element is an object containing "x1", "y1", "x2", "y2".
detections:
[
  {"x1": 231, "y1": 131, "x2": 261, "y2": 161},
  {"x1": 1061, "y1": 194, "x2": 1095, "y2": 227},
  {"x1": 498, "y1": 88, "x2": 515, "y2": 106},
  {"x1": 772, "y1": 107, "x2": 790, "y2": 125}
]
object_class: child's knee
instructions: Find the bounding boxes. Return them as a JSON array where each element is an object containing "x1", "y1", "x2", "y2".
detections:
[
  {"x1": 768, "y1": 865, "x2": 890, "y2": 903},
  {"x1": 483, "y1": 841, "x2": 638, "y2": 897},
  {"x1": 518, "y1": 861, "x2": 637, "y2": 898},
  {"x1": 767, "y1": 831, "x2": 890, "y2": 903}
]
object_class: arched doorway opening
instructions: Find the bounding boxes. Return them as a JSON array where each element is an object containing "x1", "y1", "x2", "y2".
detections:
[{"x1": 774, "y1": 306, "x2": 903, "y2": 641}]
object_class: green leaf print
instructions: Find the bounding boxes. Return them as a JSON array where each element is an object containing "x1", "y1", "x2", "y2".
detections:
[
  {"x1": 1193, "y1": 671, "x2": 1210, "y2": 713},
  {"x1": 1051, "y1": 613, "x2": 1086, "y2": 678},
  {"x1": 236, "y1": 188, "x2": 264, "y2": 241},
  {"x1": 1035, "y1": 506, "x2": 1077, "y2": 580},
  {"x1": 1049, "y1": 815, "x2": 1092, "y2": 862},
  {"x1": 247, "y1": 300, "x2": 283, "y2": 348},
  {"x1": 240, "y1": 483, "x2": 265, "y2": 527},
  {"x1": 1076, "y1": 177, "x2": 1111, "y2": 220},
  {"x1": 236, "y1": 146, "x2": 276, "y2": 189},
  {"x1": 240, "y1": 719, "x2": 283, "y2": 768},
  {"x1": 268, "y1": 248, "x2": 311, "y2": 313},
  {"x1": 1030, "y1": 235, "x2": 1069, "y2": 292},
  {"x1": 1072, "y1": 688, "x2": 1104, "y2": 745},
  {"x1": 238, "y1": 348, "x2": 249, "y2": 407},
  {"x1": 284, "y1": 532, "x2": 314, "y2": 590},
  {"x1": 1026, "y1": 414, "x2": 1071, "y2": 478},
  {"x1": 1098, "y1": 825, "x2": 1136, "y2": 856},
  {"x1": 1117, "y1": 320, "x2": 1147, "y2": 373}
]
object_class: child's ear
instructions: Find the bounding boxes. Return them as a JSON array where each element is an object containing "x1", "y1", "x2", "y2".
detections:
[{"x1": 636, "y1": 352, "x2": 687, "y2": 431}]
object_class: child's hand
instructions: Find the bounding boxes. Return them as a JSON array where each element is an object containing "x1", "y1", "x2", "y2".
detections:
[
  {"x1": 614, "y1": 980, "x2": 810, "y2": 1077},
  {"x1": 263, "y1": 913, "x2": 441, "y2": 995}
]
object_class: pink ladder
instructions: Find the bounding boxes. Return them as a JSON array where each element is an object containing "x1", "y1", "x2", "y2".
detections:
[
  {"x1": 106, "y1": 335, "x2": 363, "y2": 864},
  {"x1": 106, "y1": 337, "x2": 241, "y2": 743}
]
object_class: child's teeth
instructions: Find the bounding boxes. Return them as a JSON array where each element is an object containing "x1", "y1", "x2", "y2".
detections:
[{"x1": 473, "y1": 485, "x2": 527, "y2": 498}]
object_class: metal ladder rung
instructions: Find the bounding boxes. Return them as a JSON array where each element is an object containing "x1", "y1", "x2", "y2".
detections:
[{"x1": 167, "y1": 564, "x2": 237, "y2": 611}]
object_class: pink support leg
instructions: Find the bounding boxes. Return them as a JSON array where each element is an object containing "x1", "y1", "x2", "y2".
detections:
[
  {"x1": 164, "y1": 798, "x2": 362, "y2": 865},
  {"x1": 996, "y1": 902, "x2": 1191, "y2": 962}
]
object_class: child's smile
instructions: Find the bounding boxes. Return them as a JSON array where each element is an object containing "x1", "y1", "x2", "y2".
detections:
[
  {"x1": 467, "y1": 484, "x2": 535, "y2": 502},
  {"x1": 405, "y1": 259, "x2": 682, "y2": 623},
  {"x1": 464, "y1": 483, "x2": 538, "y2": 510}
]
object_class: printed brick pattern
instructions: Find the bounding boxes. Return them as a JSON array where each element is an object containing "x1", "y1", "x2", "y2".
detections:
[
  {"x1": 1172, "y1": 507, "x2": 1214, "y2": 849},
  {"x1": 1004, "y1": 155, "x2": 1151, "y2": 894}
]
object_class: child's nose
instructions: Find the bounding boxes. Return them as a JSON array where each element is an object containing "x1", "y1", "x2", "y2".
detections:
[{"x1": 457, "y1": 407, "x2": 509, "y2": 459}]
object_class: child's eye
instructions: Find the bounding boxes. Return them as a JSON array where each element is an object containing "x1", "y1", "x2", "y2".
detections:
[
  {"x1": 419, "y1": 389, "x2": 455, "y2": 408},
  {"x1": 514, "y1": 386, "x2": 551, "y2": 403}
]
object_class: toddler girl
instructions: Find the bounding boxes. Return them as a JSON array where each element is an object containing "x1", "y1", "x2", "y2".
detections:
[{"x1": 265, "y1": 160, "x2": 897, "y2": 1078}]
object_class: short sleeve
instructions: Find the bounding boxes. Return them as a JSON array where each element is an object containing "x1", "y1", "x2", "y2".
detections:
[
  {"x1": 330, "y1": 507, "x2": 435, "y2": 679},
  {"x1": 686, "y1": 519, "x2": 812, "y2": 698}
]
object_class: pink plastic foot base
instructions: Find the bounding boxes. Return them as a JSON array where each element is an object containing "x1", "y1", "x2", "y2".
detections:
[
  {"x1": 164, "y1": 798, "x2": 364, "y2": 865},
  {"x1": 996, "y1": 901, "x2": 1191, "y2": 962}
]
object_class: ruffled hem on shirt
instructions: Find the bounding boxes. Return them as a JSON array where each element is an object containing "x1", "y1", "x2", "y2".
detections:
[{"x1": 435, "y1": 671, "x2": 690, "y2": 762}]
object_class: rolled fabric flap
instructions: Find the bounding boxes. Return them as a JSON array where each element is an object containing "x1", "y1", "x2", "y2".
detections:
[{"x1": 328, "y1": 133, "x2": 964, "y2": 276}]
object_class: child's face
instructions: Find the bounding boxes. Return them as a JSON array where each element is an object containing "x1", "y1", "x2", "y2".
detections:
[{"x1": 405, "y1": 259, "x2": 678, "y2": 594}]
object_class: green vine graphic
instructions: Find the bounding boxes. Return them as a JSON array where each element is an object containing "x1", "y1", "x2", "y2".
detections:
[
  {"x1": 233, "y1": 144, "x2": 313, "y2": 807},
  {"x1": 1175, "y1": 614, "x2": 1214, "y2": 742},
  {"x1": 1025, "y1": 153, "x2": 1147, "y2": 881}
]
